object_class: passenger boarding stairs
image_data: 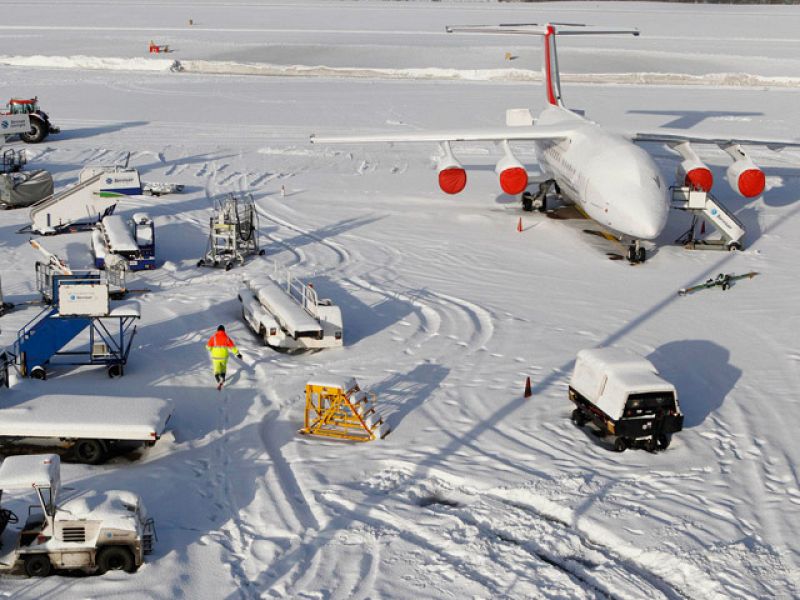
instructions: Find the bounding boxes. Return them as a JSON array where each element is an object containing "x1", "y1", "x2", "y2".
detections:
[
  {"x1": 28, "y1": 171, "x2": 117, "y2": 235},
  {"x1": 14, "y1": 308, "x2": 91, "y2": 377},
  {"x1": 672, "y1": 186, "x2": 745, "y2": 250}
]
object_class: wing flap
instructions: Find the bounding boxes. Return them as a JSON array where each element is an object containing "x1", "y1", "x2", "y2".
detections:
[
  {"x1": 311, "y1": 123, "x2": 572, "y2": 144},
  {"x1": 634, "y1": 132, "x2": 800, "y2": 151}
]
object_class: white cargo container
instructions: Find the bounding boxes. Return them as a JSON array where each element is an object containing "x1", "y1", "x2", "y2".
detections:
[{"x1": 569, "y1": 348, "x2": 684, "y2": 452}]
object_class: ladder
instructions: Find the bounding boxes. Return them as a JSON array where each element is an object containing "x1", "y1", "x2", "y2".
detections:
[{"x1": 672, "y1": 186, "x2": 745, "y2": 251}]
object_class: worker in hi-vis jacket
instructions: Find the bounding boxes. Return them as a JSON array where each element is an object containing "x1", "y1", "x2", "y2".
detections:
[{"x1": 206, "y1": 325, "x2": 241, "y2": 389}]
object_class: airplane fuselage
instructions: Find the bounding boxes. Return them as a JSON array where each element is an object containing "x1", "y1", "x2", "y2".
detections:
[{"x1": 532, "y1": 106, "x2": 670, "y2": 241}]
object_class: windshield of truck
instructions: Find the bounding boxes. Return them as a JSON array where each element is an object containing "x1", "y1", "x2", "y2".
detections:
[{"x1": 624, "y1": 392, "x2": 676, "y2": 417}]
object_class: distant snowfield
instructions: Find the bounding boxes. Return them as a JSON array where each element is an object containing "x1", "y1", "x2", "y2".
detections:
[{"x1": 1, "y1": 2, "x2": 799, "y2": 599}]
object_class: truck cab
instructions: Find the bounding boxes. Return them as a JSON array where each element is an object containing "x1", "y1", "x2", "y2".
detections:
[{"x1": 0, "y1": 455, "x2": 155, "y2": 577}]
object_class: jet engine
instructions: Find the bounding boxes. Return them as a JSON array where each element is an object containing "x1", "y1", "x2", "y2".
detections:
[
  {"x1": 495, "y1": 141, "x2": 528, "y2": 195},
  {"x1": 437, "y1": 142, "x2": 467, "y2": 195},
  {"x1": 674, "y1": 142, "x2": 713, "y2": 191},
  {"x1": 724, "y1": 144, "x2": 765, "y2": 198}
]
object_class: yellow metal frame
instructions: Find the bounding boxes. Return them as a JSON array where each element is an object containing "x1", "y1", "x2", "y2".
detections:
[{"x1": 299, "y1": 381, "x2": 386, "y2": 442}]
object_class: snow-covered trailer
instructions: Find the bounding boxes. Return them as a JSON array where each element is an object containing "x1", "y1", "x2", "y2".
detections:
[
  {"x1": 91, "y1": 213, "x2": 155, "y2": 271},
  {"x1": 0, "y1": 394, "x2": 173, "y2": 464},
  {"x1": 238, "y1": 265, "x2": 343, "y2": 352},
  {"x1": 568, "y1": 348, "x2": 683, "y2": 452},
  {"x1": 0, "y1": 454, "x2": 155, "y2": 577}
]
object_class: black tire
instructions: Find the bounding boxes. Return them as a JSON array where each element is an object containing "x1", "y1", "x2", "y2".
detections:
[
  {"x1": 73, "y1": 439, "x2": 108, "y2": 465},
  {"x1": 626, "y1": 246, "x2": 636, "y2": 263},
  {"x1": 30, "y1": 366, "x2": 46, "y2": 380},
  {"x1": 656, "y1": 433, "x2": 671, "y2": 450},
  {"x1": 570, "y1": 408, "x2": 585, "y2": 427},
  {"x1": 96, "y1": 546, "x2": 136, "y2": 574},
  {"x1": 521, "y1": 192, "x2": 534, "y2": 212},
  {"x1": 728, "y1": 241, "x2": 742, "y2": 252},
  {"x1": 613, "y1": 437, "x2": 628, "y2": 453},
  {"x1": 107, "y1": 364, "x2": 123, "y2": 378},
  {"x1": 537, "y1": 195, "x2": 548, "y2": 213},
  {"x1": 196, "y1": 259, "x2": 205, "y2": 267},
  {"x1": 258, "y1": 249, "x2": 266, "y2": 256},
  {"x1": 20, "y1": 116, "x2": 48, "y2": 144},
  {"x1": 646, "y1": 436, "x2": 658, "y2": 453},
  {"x1": 24, "y1": 554, "x2": 52, "y2": 577},
  {"x1": 637, "y1": 247, "x2": 646, "y2": 263},
  {"x1": 225, "y1": 262, "x2": 233, "y2": 271}
]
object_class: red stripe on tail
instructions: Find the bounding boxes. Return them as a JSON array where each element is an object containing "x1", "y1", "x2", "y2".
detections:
[{"x1": 544, "y1": 25, "x2": 558, "y2": 106}]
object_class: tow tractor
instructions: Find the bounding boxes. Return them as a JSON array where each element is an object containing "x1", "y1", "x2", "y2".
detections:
[
  {"x1": 2, "y1": 98, "x2": 59, "y2": 144},
  {"x1": 0, "y1": 454, "x2": 155, "y2": 576}
]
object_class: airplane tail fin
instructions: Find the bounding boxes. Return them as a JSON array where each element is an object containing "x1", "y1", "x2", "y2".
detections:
[{"x1": 446, "y1": 23, "x2": 639, "y2": 109}]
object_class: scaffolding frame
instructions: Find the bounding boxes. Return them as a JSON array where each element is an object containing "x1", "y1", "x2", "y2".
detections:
[
  {"x1": 198, "y1": 193, "x2": 264, "y2": 270},
  {"x1": 299, "y1": 380, "x2": 387, "y2": 442}
]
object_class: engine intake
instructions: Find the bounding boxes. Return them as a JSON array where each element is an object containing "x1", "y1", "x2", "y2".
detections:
[
  {"x1": 495, "y1": 141, "x2": 528, "y2": 196},
  {"x1": 673, "y1": 142, "x2": 713, "y2": 192},
  {"x1": 726, "y1": 157, "x2": 765, "y2": 198},
  {"x1": 437, "y1": 142, "x2": 467, "y2": 195}
]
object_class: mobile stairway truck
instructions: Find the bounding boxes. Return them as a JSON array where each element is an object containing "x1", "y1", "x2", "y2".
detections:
[{"x1": 0, "y1": 454, "x2": 156, "y2": 577}]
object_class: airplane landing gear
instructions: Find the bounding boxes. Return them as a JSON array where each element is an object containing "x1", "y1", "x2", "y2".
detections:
[
  {"x1": 626, "y1": 240, "x2": 646, "y2": 264},
  {"x1": 521, "y1": 179, "x2": 555, "y2": 213}
]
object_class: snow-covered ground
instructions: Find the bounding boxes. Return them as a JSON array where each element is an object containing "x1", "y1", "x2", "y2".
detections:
[{"x1": 1, "y1": 1, "x2": 799, "y2": 598}]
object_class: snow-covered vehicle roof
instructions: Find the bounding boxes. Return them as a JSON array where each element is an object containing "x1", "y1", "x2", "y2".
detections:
[
  {"x1": 571, "y1": 348, "x2": 677, "y2": 421},
  {"x1": 60, "y1": 489, "x2": 145, "y2": 532},
  {"x1": 102, "y1": 215, "x2": 138, "y2": 253},
  {"x1": 0, "y1": 454, "x2": 60, "y2": 491}
]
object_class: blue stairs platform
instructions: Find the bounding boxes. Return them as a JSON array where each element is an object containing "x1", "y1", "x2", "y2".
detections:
[{"x1": 15, "y1": 307, "x2": 91, "y2": 373}]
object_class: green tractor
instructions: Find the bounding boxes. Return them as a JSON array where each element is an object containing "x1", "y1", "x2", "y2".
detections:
[{"x1": 5, "y1": 97, "x2": 60, "y2": 143}]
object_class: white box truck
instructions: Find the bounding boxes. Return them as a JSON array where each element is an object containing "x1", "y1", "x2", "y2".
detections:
[{"x1": 569, "y1": 348, "x2": 684, "y2": 452}]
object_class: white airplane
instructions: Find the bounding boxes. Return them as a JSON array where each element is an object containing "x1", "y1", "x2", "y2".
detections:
[{"x1": 311, "y1": 23, "x2": 800, "y2": 263}]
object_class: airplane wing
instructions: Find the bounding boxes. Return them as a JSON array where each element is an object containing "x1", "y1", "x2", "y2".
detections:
[
  {"x1": 310, "y1": 123, "x2": 572, "y2": 144},
  {"x1": 633, "y1": 132, "x2": 800, "y2": 151}
]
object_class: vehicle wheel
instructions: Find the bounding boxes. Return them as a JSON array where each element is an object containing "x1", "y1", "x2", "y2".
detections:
[
  {"x1": 24, "y1": 554, "x2": 52, "y2": 577},
  {"x1": 20, "y1": 116, "x2": 48, "y2": 144},
  {"x1": 656, "y1": 433, "x2": 671, "y2": 450},
  {"x1": 728, "y1": 241, "x2": 742, "y2": 252},
  {"x1": 196, "y1": 259, "x2": 205, "y2": 267},
  {"x1": 521, "y1": 192, "x2": 534, "y2": 212},
  {"x1": 96, "y1": 546, "x2": 136, "y2": 574},
  {"x1": 74, "y1": 439, "x2": 108, "y2": 465},
  {"x1": 258, "y1": 249, "x2": 266, "y2": 256},
  {"x1": 30, "y1": 366, "x2": 46, "y2": 380},
  {"x1": 646, "y1": 436, "x2": 658, "y2": 453},
  {"x1": 637, "y1": 247, "x2": 646, "y2": 263},
  {"x1": 613, "y1": 437, "x2": 628, "y2": 453},
  {"x1": 225, "y1": 262, "x2": 233, "y2": 272},
  {"x1": 570, "y1": 409, "x2": 585, "y2": 427},
  {"x1": 626, "y1": 246, "x2": 636, "y2": 263},
  {"x1": 107, "y1": 364, "x2": 123, "y2": 378},
  {"x1": 537, "y1": 195, "x2": 548, "y2": 213}
]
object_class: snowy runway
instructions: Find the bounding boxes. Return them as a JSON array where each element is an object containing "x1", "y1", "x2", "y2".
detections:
[{"x1": 1, "y1": 1, "x2": 799, "y2": 598}]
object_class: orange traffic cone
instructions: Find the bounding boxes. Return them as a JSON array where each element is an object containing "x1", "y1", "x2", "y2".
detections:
[
  {"x1": 524, "y1": 376, "x2": 532, "y2": 398},
  {"x1": 517, "y1": 217, "x2": 523, "y2": 233}
]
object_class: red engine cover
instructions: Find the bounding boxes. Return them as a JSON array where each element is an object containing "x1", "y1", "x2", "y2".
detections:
[
  {"x1": 738, "y1": 169, "x2": 765, "y2": 198},
  {"x1": 684, "y1": 167, "x2": 713, "y2": 192},
  {"x1": 438, "y1": 167, "x2": 467, "y2": 195},
  {"x1": 499, "y1": 167, "x2": 528, "y2": 196}
]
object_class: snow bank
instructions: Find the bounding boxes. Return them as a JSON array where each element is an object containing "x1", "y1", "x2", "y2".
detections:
[{"x1": 3, "y1": 54, "x2": 800, "y2": 88}]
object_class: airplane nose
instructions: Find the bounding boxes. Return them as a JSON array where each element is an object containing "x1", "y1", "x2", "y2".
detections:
[{"x1": 624, "y1": 187, "x2": 668, "y2": 240}]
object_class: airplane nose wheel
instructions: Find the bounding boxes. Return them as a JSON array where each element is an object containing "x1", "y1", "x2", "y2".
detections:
[{"x1": 626, "y1": 241, "x2": 646, "y2": 264}]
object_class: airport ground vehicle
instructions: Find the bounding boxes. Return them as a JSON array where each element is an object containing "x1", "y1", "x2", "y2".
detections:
[
  {"x1": 0, "y1": 454, "x2": 155, "y2": 576},
  {"x1": 569, "y1": 348, "x2": 684, "y2": 452}
]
